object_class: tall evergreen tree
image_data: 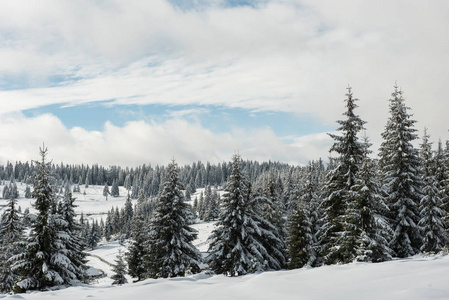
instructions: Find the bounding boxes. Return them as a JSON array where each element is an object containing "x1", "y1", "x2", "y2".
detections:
[
  {"x1": 379, "y1": 85, "x2": 423, "y2": 257},
  {"x1": 207, "y1": 155, "x2": 286, "y2": 276},
  {"x1": 320, "y1": 87, "x2": 366, "y2": 264},
  {"x1": 110, "y1": 179, "x2": 120, "y2": 197},
  {"x1": 0, "y1": 192, "x2": 24, "y2": 293},
  {"x1": 126, "y1": 206, "x2": 147, "y2": 282},
  {"x1": 288, "y1": 168, "x2": 321, "y2": 268},
  {"x1": 419, "y1": 130, "x2": 447, "y2": 252},
  {"x1": 111, "y1": 251, "x2": 128, "y2": 285},
  {"x1": 12, "y1": 146, "x2": 80, "y2": 291},
  {"x1": 103, "y1": 182, "x2": 109, "y2": 200},
  {"x1": 145, "y1": 160, "x2": 202, "y2": 278},
  {"x1": 346, "y1": 137, "x2": 392, "y2": 262},
  {"x1": 58, "y1": 183, "x2": 87, "y2": 282},
  {"x1": 287, "y1": 201, "x2": 314, "y2": 269}
]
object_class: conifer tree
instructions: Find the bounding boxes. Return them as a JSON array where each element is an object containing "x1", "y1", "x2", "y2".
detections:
[
  {"x1": 122, "y1": 194, "x2": 134, "y2": 238},
  {"x1": 204, "y1": 189, "x2": 220, "y2": 221},
  {"x1": 207, "y1": 155, "x2": 286, "y2": 276},
  {"x1": 111, "y1": 251, "x2": 128, "y2": 285},
  {"x1": 379, "y1": 85, "x2": 423, "y2": 257},
  {"x1": 58, "y1": 183, "x2": 87, "y2": 282},
  {"x1": 0, "y1": 192, "x2": 24, "y2": 293},
  {"x1": 12, "y1": 146, "x2": 80, "y2": 291},
  {"x1": 111, "y1": 179, "x2": 120, "y2": 197},
  {"x1": 145, "y1": 160, "x2": 202, "y2": 278},
  {"x1": 288, "y1": 167, "x2": 322, "y2": 268},
  {"x1": 419, "y1": 130, "x2": 447, "y2": 252},
  {"x1": 287, "y1": 202, "x2": 314, "y2": 269},
  {"x1": 126, "y1": 207, "x2": 147, "y2": 282},
  {"x1": 320, "y1": 87, "x2": 365, "y2": 264},
  {"x1": 25, "y1": 185, "x2": 32, "y2": 198},
  {"x1": 347, "y1": 137, "x2": 392, "y2": 262},
  {"x1": 103, "y1": 182, "x2": 109, "y2": 200},
  {"x1": 436, "y1": 140, "x2": 449, "y2": 237}
]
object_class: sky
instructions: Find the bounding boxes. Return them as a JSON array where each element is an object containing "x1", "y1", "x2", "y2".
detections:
[{"x1": 0, "y1": 0, "x2": 448, "y2": 167}]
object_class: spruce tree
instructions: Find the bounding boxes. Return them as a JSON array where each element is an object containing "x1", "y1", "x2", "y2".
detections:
[
  {"x1": 207, "y1": 155, "x2": 286, "y2": 276},
  {"x1": 205, "y1": 189, "x2": 220, "y2": 221},
  {"x1": 12, "y1": 146, "x2": 79, "y2": 291},
  {"x1": 347, "y1": 137, "x2": 392, "y2": 262},
  {"x1": 145, "y1": 160, "x2": 202, "y2": 278},
  {"x1": 103, "y1": 182, "x2": 109, "y2": 200},
  {"x1": 58, "y1": 183, "x2": 87, "y2": 282},
  {"x1": 288, "y1": 168, "x2": 321, "y2": 268},
  {"x1": 126, "y1": 207, "x2": 147, "y2": 282},
  {"x1": 111, "y1": 179, "x2": 120, "y2": 197},
  {"x1": 111, "y1": 251, "x2": 128, "y2": 285},
  {"x1": 379, "y1": 85, "x2": 423, "y2": 257},
  {"x1": 0, "y1": 192, "x2": 24, "y2": 293},
  {"x1": 437, "y1": 140, "x2": 449, "y2": 240},
  {"x1": 320, "y1": 87, "x2": 365, "y2": 264},
  {"x1": 419, "y1": 130, "x2": 447, "y2": 252},
  {"x1": 287, "y1": 202, "x2": 314, "y2": 269}
]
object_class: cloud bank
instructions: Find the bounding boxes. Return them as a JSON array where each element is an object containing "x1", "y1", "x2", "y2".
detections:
[
  {"x1": 0, "y1": 113, "x2": 332, "y2": 166},
  {"x1": 0, "y1": 0, "x2": 448, "y2": 166}
]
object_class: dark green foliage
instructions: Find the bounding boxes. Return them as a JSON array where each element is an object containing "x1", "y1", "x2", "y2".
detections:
[
  {"x1": 145, "y1": 160, "x2": 202, "y2": 279},
  {"x1": 419, "y1": 130, "x2": 448, "y2": 252},
  {"x1": 321, "y1": 87, "x2": 366, "y2": 264},
  {"x1": 346, "y1": 138, "x2": 392, "y2": 262},
  {"x1": 126, "y1": 207, "x2": 147, "y2": 282},
  {"x1": 0, "y1": 192, "x2": 24, "y2": 293},
  {"x1": 207, "y1": 155, "x2": 287, "y2": 276},
  {"x1": 111, "y1": 251, "x2": 128, "y2": 285},
  {"x1": 288, "y1": 204, "x2": 313, "y2": 269},
  {"x1": 379, "y1": 85, "x2": 423, "y2": 257},
  {"x1": 12, "y1": 146, "x2": 84, "y2": 292}
]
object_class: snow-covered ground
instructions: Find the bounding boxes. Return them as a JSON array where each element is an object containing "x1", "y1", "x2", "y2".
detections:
[
  {"x1": 2, "y1": 183, "x2": 449, "y2": 299},
  {"x1": 2, "y1": 254, "x2": 449, "y2": 300}
]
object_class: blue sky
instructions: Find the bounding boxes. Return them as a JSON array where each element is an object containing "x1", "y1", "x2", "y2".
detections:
[
  {"x1": 0, "y1": 0, "x2": 448, "y2": 167},
  {"x1": 23, "y1": 103, "x2": 331, "y2": 138}
]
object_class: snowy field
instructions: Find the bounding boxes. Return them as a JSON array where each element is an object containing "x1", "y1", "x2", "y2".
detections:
[
  {"x1": 1, "y1": 254, "x2": 449, "y2": 300},
  {"x1": 1, "y1": 183, "x2": 449, "y2": 299}
]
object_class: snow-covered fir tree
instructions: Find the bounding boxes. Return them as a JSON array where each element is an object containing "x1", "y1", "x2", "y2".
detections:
[
  {"x1": 204, "y1": 188, "x2": 220, "y2": 221},
  {"x1": 287, "y1": 201, "x2": 314, "y2": 269},
  {"x1": 320, "y1": 87, "x2": 366, "y2": 264},
  {"x1": 419, "y1": 129, "x2": 447, "y2": 252},
  {"x1": 110, "y1": 179, "x2": 120, "y2": 197},
  {"x1": 288, "y1": 167, "x2": 321, "y2": 268},
  {"x1": 25, "y1": 185, "x2": 32, "y2": 198},
  {"x1": 111, "y1": 251, "x2": 128, "y2": 285},
  {"x1": 261, "y1": 174, "x2": 288, "y2": 264},
  {"x1": 436, "y1": 140, "x2": 449, "y2": 238},
  {"x1": 86, "y1": 220, "x2": 101, "y2": 250},
  {"x1": 12, "y1": 146, "x2": 83, "y2": 292},
  {"x1": 103, "y1": 182, "x2": 109, "y2": 199},
  {"x1": 126, "y1": 206, "x2": 147, "y2": 282},
  {"x1": 379, "y1": 85, "x2": 423, "y2": 257},
  {"x1": 145, "y1": 160, "x2": 202, "y2": 278},
  {"x1": 346, "y1": 137, "x2": 392, "y2": 262},
  {"x1": 0, "y1": 192, "x2": 24, "y2": 293},
  {"x1": 58, "y1": 182, "x2": 88, "y2": 282},
  {"x1": 207, "y1": 154, "x2": 287, "y2": 276}
]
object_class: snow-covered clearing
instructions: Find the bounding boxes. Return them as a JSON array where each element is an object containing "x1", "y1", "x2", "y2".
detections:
[{"x1": 2, "y1": 184, "x2": 449, "y2": 299}]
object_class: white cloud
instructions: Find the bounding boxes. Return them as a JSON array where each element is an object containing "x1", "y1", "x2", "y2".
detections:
[
  {"x1": 0, "y1": 0, "x2": 448, "y2": 164},
  {"x1": 0, "y1": 113, "x2": 330, "y2": 166}
]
